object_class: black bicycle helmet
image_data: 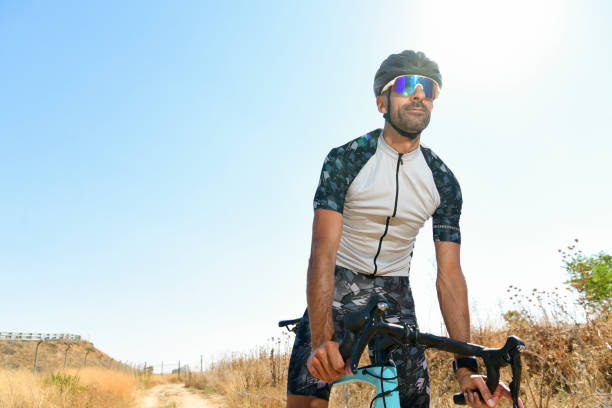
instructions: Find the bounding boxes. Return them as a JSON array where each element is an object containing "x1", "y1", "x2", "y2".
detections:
[{"x1": 373, "y1": 50, "x2": 442, "y2": 97}]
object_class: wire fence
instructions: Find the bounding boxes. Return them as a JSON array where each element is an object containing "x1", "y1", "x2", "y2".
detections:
[
  {"x1": 0, "y1": 332, "x2": 140, "y2": 375},
  {"x1": 0, "y1": 332, "x2": 212, "y2": 381}
]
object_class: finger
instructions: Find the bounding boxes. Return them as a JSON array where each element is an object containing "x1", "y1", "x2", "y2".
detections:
[
  {"x1": 309, "y1": 356, "x2": 328, "y2": 383},
  {"x1": 466, "y1": 390, "x2": 475, "y2": 407},
  {"x1": 325, "y1": 342, "x2": 346, "y2": 374},
  {"x1": 307, "y1": 352, "x2": 320, "y2": 379},
  {"x1": 474, "y1": 391, "x2": 487, "y2": 407},
  {"x1": 313, "y1": 347, "x2": 334, "y2": 382},
  {"x1": 344, "y1": 358, "x2": 353, "y2": 376},
  {"x1": 474, "y1": 378, "x2": 495, "y2": 407},
  {"x1": 310, "y1": 350, "x2": 334, "y2": 383},
  {"x1": 493, "y1": 382, "x2": 512, "y2": 401},
  {"x1": 468, "y1": 390, "x2": 482, "y2": 408},
  {"x1": 494, "y1": 383, "x2": 524, "y2": 408},
  {"x1": 306, "y1": 354, "x2": 318, "y2": 378}
]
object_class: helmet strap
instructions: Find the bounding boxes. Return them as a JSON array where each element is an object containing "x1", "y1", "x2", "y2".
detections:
[{"x1": 382, "y1": 90, "x2": 421, "y2": 140}]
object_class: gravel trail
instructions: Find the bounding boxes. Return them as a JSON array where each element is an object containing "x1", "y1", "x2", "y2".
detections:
[{"x1": 139, "y1": 383, "x2": 226, "y2": 408}]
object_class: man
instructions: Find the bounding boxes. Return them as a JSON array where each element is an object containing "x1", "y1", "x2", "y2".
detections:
[{"x1": 286, "y1": 50, "x2": 523, "y2": 408}]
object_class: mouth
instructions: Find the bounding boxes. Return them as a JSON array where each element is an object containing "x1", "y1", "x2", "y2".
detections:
[
  {"x1": 406, "y1": 108, "x2": 425, "y2": 113},
  {"x1": 403, "y1": 104, "x2": 427, "y2": 113}
]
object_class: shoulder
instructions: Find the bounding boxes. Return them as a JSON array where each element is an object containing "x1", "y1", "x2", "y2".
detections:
[
  {"x1": 419, "y1": 144, "x2": 460, "y2": 189},
  {"x1": 326, "y1": 128, "x2": 380, "y2": 163},
  {"x1": 420, "y1": 144, "x2": 462, "y2": 209},
  {"x1": 313, "y1": 129, "x2": 381, "y2": 213},
  {"x1": 320, "y1": 129, "x2": 380, "y2": 180}
]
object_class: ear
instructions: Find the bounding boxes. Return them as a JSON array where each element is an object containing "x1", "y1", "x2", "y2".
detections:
[{"x1": 376, "y1": 94, "x2": 387, "y2": 114}]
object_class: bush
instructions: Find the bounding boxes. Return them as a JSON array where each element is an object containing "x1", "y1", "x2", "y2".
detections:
[
  {"x1": 43, "y1": 371, "x2": 88, "y2": 394},
  {"x1": 561, "y1": 240, "x2": 611, "y2": 316}
]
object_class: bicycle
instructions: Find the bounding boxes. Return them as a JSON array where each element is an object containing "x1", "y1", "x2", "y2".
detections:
[{"x1": 279, "y1": 295, "x2": 525, "y2": 408}]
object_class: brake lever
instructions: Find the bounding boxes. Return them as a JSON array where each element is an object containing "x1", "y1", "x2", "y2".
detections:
[
  {"x1": 349, "y1": 314, "x2": 377, "y2": 373},
  {"x1": 509, "y1": 340, "x2": 524, "y2": 408},
  {"x1": 338, "y1": 296, "x2": 389, "y2": 373}
]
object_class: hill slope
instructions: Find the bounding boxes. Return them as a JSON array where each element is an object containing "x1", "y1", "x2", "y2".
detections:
[{"x1": 0, "y1": 339, "x2": 129, "y2": 373}]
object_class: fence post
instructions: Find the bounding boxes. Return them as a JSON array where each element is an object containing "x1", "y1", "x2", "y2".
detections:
[
  {"x1": 178, "y1": 360, "x2": 181, "y2": 378},
  {"x1": 64, "y1": 343, "x2": 72, "y2": 369},
  {"x1": 33, "y1": 340, "x2": 44, "y2": 374},
  {"x1": 201, "y1": 355, "x2": 203, "y2": 373},
  {"x1": 161, "y1": 361, "x2": 164, "y2": 375},
  {"x1": 84, "y1": 349, "x2": 93, "y2": 368}
]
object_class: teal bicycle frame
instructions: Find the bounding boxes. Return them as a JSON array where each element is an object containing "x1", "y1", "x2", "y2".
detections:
[{"x1": 334, "y1": 365, "x2": 400, "y2": 408}]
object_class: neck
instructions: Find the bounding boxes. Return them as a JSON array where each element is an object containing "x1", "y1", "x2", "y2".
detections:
[{"x1": 382, "y1": 123, "x2": 421, "y2": 154}]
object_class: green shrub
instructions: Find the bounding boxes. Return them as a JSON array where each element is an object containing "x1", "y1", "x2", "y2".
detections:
[
  {"x1": 43, "y1": 371, "x2": 89, "y2": 394},
  {"x1": 561, "y1": 240, "x2": 611, "y2": 316}
]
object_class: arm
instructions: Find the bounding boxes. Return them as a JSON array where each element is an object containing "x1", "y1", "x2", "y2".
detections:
[
  {"x1": 306, "y1": 209, "x2": 347, "y2": 383},
  {"x1": 434, "y1": 241, "x2": 470, "y2": 350},
  {"x1": 435, "y1": 241, "x2": 475, "y2": 385},
  {"x1": 307, "y1": 209, "x2": 342, "y2": 348},
  {"x1": 435, "y1": 241, "x2": 487, "y2": 404},
  {"x1": 435, "y1": 242, "x2": 524, "y2": 408}
]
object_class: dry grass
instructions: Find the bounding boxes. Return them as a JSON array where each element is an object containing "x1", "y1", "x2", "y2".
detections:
[
  {"x1": 0, "y1": 367, "x2": 148, "y2": 408},
  {"x1": 184, "y1": 333, "x2": 293, "y2": 407},
  {"x1": 187, "y1": 293, "x2": 611, "y2": 408},
  {"x1": 70, "y1": 367, "x2": 139, "y2": 401}
]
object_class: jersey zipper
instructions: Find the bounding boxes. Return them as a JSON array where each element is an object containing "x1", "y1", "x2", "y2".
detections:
[{"x1": 371, "y1": 152, "x2": 403, "y2": 277}]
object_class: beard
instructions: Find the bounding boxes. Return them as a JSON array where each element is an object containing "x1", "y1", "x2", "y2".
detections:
[{"x1": 393, "y1": 102, "x2": 431, "y2": 133}]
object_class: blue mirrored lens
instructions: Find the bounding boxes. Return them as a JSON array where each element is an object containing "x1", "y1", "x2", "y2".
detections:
[{"x1": 392, "y1": 75, "x2": 438, "y2": 99}]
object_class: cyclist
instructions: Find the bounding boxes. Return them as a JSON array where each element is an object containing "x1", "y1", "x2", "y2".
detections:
[{"x1": 286, "y1": 50, "x2": 523, "y2": 408}]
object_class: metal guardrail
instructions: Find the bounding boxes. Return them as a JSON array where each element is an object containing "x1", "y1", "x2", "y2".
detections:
[{"x1": 0, "y1": 332, "x2": 81, "y2": 341}]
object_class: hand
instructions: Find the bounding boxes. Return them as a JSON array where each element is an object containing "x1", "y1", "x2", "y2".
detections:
[
  {"x1": 307, "y1": 340, "x2": 351, "y2": 383},
  {"x1": 457, "y1": 371, "x2": 525, "y2": 408}
]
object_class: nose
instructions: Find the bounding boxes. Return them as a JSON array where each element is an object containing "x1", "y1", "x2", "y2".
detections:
[{"x1": 410, "y1": 84, "x2": 426, "y2": 101}]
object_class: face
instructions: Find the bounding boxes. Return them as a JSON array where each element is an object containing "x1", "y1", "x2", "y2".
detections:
[{"x1": 377, "y1": 84, "x2": 434, "y2": 133}]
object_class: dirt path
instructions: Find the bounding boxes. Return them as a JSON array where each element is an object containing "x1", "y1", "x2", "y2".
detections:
[{"x1": 138, "y1": 383, "x2": 227, "y2": 408}]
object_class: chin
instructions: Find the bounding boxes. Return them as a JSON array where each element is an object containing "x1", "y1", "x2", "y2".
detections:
[{"x1": 400, "y1": 122, "x2": 426, "y2": 133}]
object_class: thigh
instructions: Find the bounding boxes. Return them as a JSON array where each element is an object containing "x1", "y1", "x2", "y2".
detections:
[
  {"x1": 287, "y1": 310, "x2": 332, "y2": 401},
  {"x1": 287, "y1": 394, "x2": 329, "y2": 408},
  {"x1": 388, "y1": 345, "x2": 430, "y2": 408},
  {"x1": 348, "y1": 271, "x2": 428, "y2": 408}
]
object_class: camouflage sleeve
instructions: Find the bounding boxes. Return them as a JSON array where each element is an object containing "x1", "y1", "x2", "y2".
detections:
[
  {"x1": 313, "y1": 148, "x2": 348, "y2": 214},
  {"x1": 432, "y1": 174, "x2": 462, "y2": 244}
]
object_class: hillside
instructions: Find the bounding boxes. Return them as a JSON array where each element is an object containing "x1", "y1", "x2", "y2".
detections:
[{"x1": 0, "y1": 339, "x2": 130, "y2": 373}]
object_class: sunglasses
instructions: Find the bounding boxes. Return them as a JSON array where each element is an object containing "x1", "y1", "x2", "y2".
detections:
[{"x1": 381, "y1": 75, "x2": 440, "y2": 100}]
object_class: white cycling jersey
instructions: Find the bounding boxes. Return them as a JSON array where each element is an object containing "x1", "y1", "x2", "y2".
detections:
[{"x1": 313, "y1": 128, "x2": 462, "y2": 277}]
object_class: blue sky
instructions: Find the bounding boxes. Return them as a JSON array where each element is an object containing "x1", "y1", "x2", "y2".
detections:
[{"x1": 1, "y1": 1, "x2": 611, "y2": 371}]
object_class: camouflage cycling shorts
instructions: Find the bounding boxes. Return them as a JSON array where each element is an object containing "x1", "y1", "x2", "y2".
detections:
[{"x1": 287, "y1": 265, "x2": 430, "y2": 408}]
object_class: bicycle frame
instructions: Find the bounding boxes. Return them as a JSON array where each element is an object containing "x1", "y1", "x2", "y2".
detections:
[
  {"x1": 279, "y1": 295, "x2": 525, "y2": 407},
  {"x1": 334, "y1": 365, "x2": 400, "y2": 408}
]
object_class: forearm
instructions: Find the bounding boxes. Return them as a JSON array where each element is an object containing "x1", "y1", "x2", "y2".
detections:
[
  {"x1": 306, "y1": 248, "x2": 336, "y2": 348},
  {"x1": 436, "y1": 265, "x2": 470, "y2": 356}
]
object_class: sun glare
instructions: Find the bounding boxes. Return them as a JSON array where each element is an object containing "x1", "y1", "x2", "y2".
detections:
[{"x1": 411, "y1": 0, "x2": 571, "y2": 90}]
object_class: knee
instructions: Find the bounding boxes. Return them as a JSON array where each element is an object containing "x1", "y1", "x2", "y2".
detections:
[{"x1": 286, "y1": 394, "x2": 328, "y2": 408}]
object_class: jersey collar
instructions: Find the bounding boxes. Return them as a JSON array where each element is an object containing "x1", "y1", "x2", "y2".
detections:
[{"x1": 378, "y1": 129, "x2": 422, "y2": 162}]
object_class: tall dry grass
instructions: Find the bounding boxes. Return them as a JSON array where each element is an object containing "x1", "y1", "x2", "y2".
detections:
[
  {"x1": 185, "y1": 333, "x2": 293, "y2": 407},
  {"x1": 0, "y1": 367, "x2": 145, "y2": 408},
  {"x1": 187, "y1": 289, "x2": 611, "y2": 408}
]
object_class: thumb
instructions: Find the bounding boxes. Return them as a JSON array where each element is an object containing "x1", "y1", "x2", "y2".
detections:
[{"x1": 344, "y1": 358, "x2": 353, "y2": 376}]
